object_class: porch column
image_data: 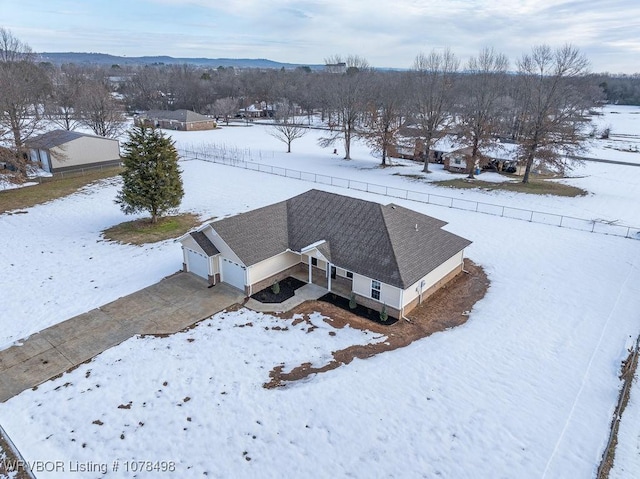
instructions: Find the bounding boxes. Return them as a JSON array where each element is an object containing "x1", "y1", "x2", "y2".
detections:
[
  {"x1": 327, "y1": 262, "x2": 332, "y2": 292},
  {"x1": 308, "y1": 255, "x2": 312, "y2": 283}
]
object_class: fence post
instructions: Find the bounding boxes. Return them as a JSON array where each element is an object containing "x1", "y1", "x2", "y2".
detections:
[
  {"x1": 592, "y1": 222, "x2": 596, "y2": 233},
  {"x1": 559, "y1": 216, "x2": 563, "y2": 227},
  {"x1": 501, "y1": 206, "x2": 505, "y2": 217},
  {"x1": 626, "y1": 227, "x2": 631, "y2": 238},
  {"x1": 530, "y1": 211, "x2": 534, "y2": 222}
]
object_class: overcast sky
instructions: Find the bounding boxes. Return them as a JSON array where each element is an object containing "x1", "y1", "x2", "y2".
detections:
[{"x1": 2, "y1": 0, "x2": 639, "y2": 73}]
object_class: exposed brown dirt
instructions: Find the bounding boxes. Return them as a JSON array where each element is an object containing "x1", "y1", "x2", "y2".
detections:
[
  {"x1": 0, "y1": 428, "x2": 32, "y2": 479},
  {"x1": 597, "y1": 338, "x2": 640, "y2": 479},
  {"x1": 264, "y1": 259, "x2": 489, "y2": 388}
]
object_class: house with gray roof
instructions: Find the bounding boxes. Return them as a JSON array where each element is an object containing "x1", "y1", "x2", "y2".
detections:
[
  {"x1": 135, "y1": 109, "x2": 217, "y2": 131},
  {"x1": 25, "y1": 130, "x2": 121, "y2": 174},
  {"x1": 178, "y1": 190, "x2": 471, "y2": 318}
]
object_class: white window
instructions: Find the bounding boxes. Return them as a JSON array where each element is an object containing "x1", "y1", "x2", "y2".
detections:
[
  {"x1": 371, "y1": 280, "x2": 381, "y2": 300},
  {"x1": 453, "y1": 158, "x2": 462, "y2": 165}
]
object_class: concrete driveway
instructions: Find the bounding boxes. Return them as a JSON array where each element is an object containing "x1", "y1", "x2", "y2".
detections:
[{"x1": 0, "y1": 273, "x2": 245, "y2": 402}]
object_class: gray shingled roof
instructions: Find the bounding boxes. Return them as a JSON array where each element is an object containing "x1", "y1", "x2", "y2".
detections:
[
  {"x1": 210, "y1": 190, "x2": 471, "y2": 289},
  {"x1": 211, "y1": 201, "x2": 289, "y2": 267},
  {"x1": 26, "y1": 130, "x2": 104, "y2": 149},
  {"x1": 190, "y1": 231, "x2": 219, "y2": 257},
  {"x1": 141, "y1": 109, "x2": 211, "y2": 123}
]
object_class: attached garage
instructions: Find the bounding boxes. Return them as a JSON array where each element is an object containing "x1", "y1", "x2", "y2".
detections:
[
  {"x1": 179, "y1": 231, "x2": 220, "y2": 283},
  {"x1": 221, "y1": 257, "x2": 246, "y2": 291},
  {"x1": 185, "y1": 249, "x2": 209, "y2": 280}
]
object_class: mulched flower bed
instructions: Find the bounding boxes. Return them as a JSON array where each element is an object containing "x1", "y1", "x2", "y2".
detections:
[
  {"x1": 318, "y1": 293, "x2": 398, "y2": 325},
  {"x1": 250, "y1": 277, "x2": 306, "y2": 303}
]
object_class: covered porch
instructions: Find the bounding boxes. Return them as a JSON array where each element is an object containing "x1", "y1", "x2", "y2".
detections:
[{"x1": 290, "y1": 263, "x2": 353, "y2": 300}]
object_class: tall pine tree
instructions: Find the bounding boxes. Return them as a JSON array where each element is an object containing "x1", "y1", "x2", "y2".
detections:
[{"x1": 116, "y1": 126, "x2": 184, "y2": 223}]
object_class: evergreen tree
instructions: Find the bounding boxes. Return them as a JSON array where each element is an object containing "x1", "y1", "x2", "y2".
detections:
[{"x1": 115, "y1": 126, "x2": 184, "y2": 223}]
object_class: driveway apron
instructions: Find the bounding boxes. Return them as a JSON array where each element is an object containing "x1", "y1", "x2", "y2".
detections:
[{"x1": 0, "y1": 273, "x2": 245, "y2": 402}]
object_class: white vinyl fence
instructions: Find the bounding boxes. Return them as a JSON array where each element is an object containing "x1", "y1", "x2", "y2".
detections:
[{"x1": 179, "y1": 147, "x2": 640, "y2": 241}]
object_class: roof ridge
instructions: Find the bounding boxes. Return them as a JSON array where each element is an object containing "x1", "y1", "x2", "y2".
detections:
[{"x1": 379, "y1": 205, "x2": 404, "y2": 286}]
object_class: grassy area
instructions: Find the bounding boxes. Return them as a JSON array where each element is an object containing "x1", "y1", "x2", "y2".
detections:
[
  {"x1": 102, "y1": 213, "x2": 201, "y2": 245},
  {"x1": 0, "y1": 167, "x2": 122, "y2": 214},
  {"x1": 435, "y1": 178, "x2": 588, "y2": 197}
]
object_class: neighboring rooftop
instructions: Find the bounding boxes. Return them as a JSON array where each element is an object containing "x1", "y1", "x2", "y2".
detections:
[
  {"x1": 208, "y1": 190, "x2": 471, "y2": 289},
  {"x1": 26, "y1": 130, "x2": 110, "y2": 149}
]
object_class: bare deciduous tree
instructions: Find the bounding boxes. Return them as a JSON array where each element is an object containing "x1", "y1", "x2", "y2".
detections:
[
  {"x1": 46, "y1": 65, "x2": 84, "y2": 130},
  {"x1": 0, "y1": 27, "x2": 34, "y2": 63},
  {"x1": 515, "y1": 44, "x2": 592, "y2": 183},
  {"x1": 78, "y1": 79, "x2": 126, "y2": 138},
  {"x1": 212, "y1": 97, "x2": 237, "y2": 125},
  {"x1": 457, "y1": 47, "x2": 510, "y2": 178},
  {"x1": 0, "y1": 28, "x2": 51, "y2": 173},
  {"x1": 319, "y1": 54, "x2": 371, "y2": 159},
  {"x1": 269, "y1": 101, "x2": 307, "y2": 153},
  {"x1": 412, "y1": 48, "x2": 459, "y2": 173},
  {"x1": 361, "y1": 72, "x2": 408, "y2": 166}
]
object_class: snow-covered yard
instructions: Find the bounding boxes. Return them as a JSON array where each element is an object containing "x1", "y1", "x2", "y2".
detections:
[{"x1": 0, "y1": 106, "x2": 639, "y2": 478}]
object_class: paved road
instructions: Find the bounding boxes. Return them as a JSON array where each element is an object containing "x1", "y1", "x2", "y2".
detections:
[
  {"x1": 568, "y1": 155, "x2": 640, "y2": 167},
  {"x1": 0, "y1": 273, "x2": 245, "y2": 402}
]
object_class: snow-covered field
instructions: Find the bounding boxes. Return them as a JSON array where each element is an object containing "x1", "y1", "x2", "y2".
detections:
[
  {"x1": 589, "y1": 105, "x2": 640, "y2": 164},
  {"x1": 0, "y1": 106, "x2": 639, "y2": 478}
]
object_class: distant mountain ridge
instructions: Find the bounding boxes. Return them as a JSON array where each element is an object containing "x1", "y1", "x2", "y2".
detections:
[{"x1": 37, "y1": 52, "x2": 322, "y2": 69}]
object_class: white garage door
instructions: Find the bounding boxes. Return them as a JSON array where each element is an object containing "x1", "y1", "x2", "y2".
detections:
[
  {"x1": 221, "y1": 257, "x2": 245, "y2": 291},
  {"x1": 186, "y1": 248, "x2": 209, "y2": 279}
]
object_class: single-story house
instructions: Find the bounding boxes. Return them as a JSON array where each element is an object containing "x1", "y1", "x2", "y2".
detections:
[
  {"x1": 443, "y1": 142, "x2": 525, "y2": 175},
  {"x1": 178, "y1": 190, "x2": 472, "y2": 319},
  {"x1": 134, "y1": 109, "x2": 217, "y2": 131},
  {"x1": 389, "y1": 130, "x2": 463, "y2": 163},
  {"x1": 238, "y1": 102, "x2": 282, "y2": 119},
  {"x1": 25, "y1": 130, "x2": 121, "y2": 174},
  {"x1": 443, "y1": 146, "x2": 474, "y2": 173}
]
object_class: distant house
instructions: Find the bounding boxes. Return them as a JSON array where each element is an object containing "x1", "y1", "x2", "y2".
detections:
[
  {"x1": 178, "y1": 190, "x2": 471, "y2": 319},
  {"x1": 134, "y1": 109, "x2": 217, "y2": 131},
  {"x1": 389, "y1": 129, "x2": 461, "y2": 163},
  {"x1": 25, "y1": 130, "x2": 121, "y2": 174},
  {"x1": 443, "y1": 142, "x2": 525, "y2": 175},
  {"x1": 238, "y1": 104, "x2": 263, "y2": 119},
  {"x1": 443, "y1": 147, "x2": 474, "y2": 173},
  {"x1": 325, "y1": 62, "x2": 347, "y2": 74},
  {"x1": 238, "y1": 101, "x2": 282, "y2": 119}
]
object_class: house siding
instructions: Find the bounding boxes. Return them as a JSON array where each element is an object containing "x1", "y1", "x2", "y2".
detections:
[
  {"x1": 249, "y1": 263, "x2": 306, "y2": 296},
  {"x1": 401, "y1": 251, "x2": 465, "y2": 313},
  {"x1": 247, "y1": 251, "x2": 301, "y2": 290},
  {"x1": 49, "y1": 136, "x2": 120, "y2": 171},
  {"x1": 352, "y1": 273, "x2": 402, "y2": 310},
  {"x1": 135, "y1": 118, "x2": 216, "y2": 131}
]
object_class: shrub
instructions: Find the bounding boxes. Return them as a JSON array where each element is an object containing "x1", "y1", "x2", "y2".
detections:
[
  {"x1": 379, "y1": 304, "x2": 388, "y2": 323},
  {"x1": 349, "y1": 293, "x2": 357, "y2": 310},
  {"x1": 271, "y1": 281, "x2": 280, "y2": 295}
]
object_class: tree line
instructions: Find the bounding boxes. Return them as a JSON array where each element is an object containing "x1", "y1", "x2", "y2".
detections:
[{"x1": 0, "y1": 27, "x2": 624, "y2": 183}]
